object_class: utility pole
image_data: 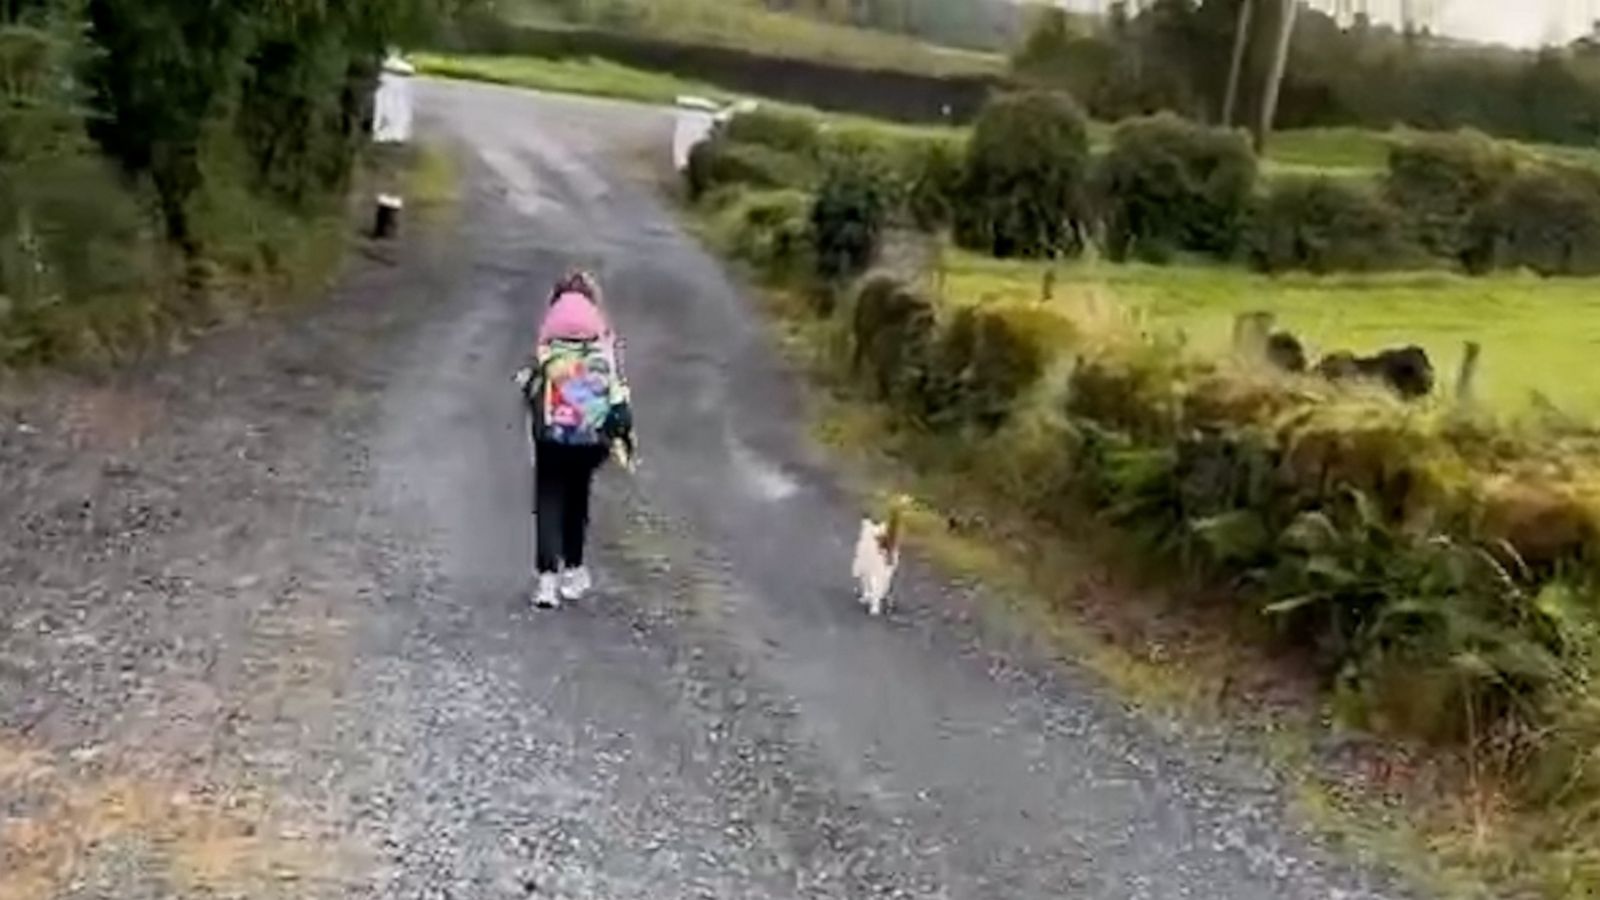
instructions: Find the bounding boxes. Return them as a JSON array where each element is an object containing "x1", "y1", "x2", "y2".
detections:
[
  {"x1": 1222, "y1": 0, "x2": 1256, "y2": 128},
  {"x1": 1255, "y1": 0, "x2": 1298, "y2": 152}
]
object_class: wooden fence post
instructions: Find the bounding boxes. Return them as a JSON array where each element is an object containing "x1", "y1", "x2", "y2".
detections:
[
  {"x1": 1232, "y1": 310, "x2": 1276, "y2": 360},
  {"x1": 1455, "y1": 340, "x2": 1482, "y2": 405}
]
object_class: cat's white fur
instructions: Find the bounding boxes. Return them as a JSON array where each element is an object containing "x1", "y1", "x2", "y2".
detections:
[{"x1": 852, "y1": 515, "x2": 901, "y2": 617}]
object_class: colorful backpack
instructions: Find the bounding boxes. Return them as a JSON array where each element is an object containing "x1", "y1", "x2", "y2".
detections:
[{"x1": 534, "y1": 337, "x2": 619, "y2": 446}]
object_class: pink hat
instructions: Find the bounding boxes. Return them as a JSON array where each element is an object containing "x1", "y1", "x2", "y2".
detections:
[{"x1": 539, "y1": 291, "x2": 607, "y2": 342}]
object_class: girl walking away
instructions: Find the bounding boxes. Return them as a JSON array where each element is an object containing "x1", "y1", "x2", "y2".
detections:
[{"x1": 514, "y1": 270, "x2": 635, "y2": 609}]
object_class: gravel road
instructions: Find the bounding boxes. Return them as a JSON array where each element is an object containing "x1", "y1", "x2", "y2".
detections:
[{"x1": 0, "y1": 79, "x2": 1414, "y2": 899}]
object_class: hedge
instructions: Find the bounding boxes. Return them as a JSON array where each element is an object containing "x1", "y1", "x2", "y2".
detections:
[{"x1": 1096, "y1": 113, "x2": 1257, "y2": 263}]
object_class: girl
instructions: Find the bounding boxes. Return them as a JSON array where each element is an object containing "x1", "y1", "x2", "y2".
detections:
[{"x1": 515, "y1": 270, "x2": 634, "y2": 609}]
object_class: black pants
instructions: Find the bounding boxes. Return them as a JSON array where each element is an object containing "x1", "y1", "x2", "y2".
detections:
[{"x1": 534, "y1": 441, "x2": 608, "y2": 574}]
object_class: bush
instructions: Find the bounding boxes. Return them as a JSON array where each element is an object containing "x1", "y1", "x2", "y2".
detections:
[
  {"x1": 1465, "y1": 163, "x2": 1600, "y2": 277},
  {"x1": 717, "y1": 188, "x2": 813, "y2": 278},
  {"x1": 1385, "y1": 130, "x2": 1516, "y2": 263},
  {"x1": 721, "y1": 109, "x2": 821, "y2": 157},
  {"x1": 923, "y1": 304, "x2": 1066, "y2": 433},
  {"x1": 1096, "y1": 113, "x2": 1258, "y2": 263},
  {"x1": 1065, "y1": 350, "x2": 1600, "y2": 742},
  {"x1": 1247, "y1": 177, "x2": 1419, "y2": 274},
  {"x1": 851, "y1": 275, "x2": 939, "y2": 403},
  {"x1": 904, "y1": 134, "x2": 964, "y2": 232},
  {"x1": 810, "y1": 158, "x2": 891, "y2": 281},
  {"x1": 686, "y1": 137, "x2": 815, "y2": 199},
  {"x1": 953, "y1": 90, "x2": 1092, "y2": 259}
]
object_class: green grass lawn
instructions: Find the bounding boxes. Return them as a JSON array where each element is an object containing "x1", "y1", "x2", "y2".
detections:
[
  {"x1": 495, "y1": 0, "x2": 1006, "y2": 79},
  {"x1": 946, "y1": 250, "x2": 1600, "y2": 417}
]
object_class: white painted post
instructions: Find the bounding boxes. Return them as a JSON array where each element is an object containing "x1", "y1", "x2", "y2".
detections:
[
  {"x1": 672, "y1": 96, "x2": 721, "y2": 173},
  {"x1": 374, "y1": 53, "x2": 416, "y2": 145}
]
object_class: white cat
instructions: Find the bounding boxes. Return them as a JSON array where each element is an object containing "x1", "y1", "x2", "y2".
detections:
[{"x1": 852, "y1": 498, "x2": 909, "y2": 617}]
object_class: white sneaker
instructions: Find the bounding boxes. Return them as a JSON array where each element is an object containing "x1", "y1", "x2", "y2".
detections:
[
  {"x1": 560, "y1": 566, "x2": 591, "y2": 601},
  {"x1": 532, "y1": 573, "x2": 561, "y2": 609}
]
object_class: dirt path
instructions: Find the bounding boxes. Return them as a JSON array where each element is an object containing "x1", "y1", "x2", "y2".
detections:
[{"x1": 0, "y1": 79, "x2": 1413, "y2": 899}]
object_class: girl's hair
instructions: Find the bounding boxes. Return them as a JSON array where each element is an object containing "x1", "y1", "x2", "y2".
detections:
[{"x1": 552, "y1": 269, "x2": 601, "y2": 304}]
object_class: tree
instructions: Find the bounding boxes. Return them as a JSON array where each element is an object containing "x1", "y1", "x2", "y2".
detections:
[
  {"x1": 954, "y1": 91, "x2": 1093, "y2": 259},
  {"x1": 84, "y1": 0, "x2": 255, "y2": 248}
]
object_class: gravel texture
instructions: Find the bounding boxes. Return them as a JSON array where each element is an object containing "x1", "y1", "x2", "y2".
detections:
[{"x1": 0, "y1": 79, "x2": 1416, "y2": 899}]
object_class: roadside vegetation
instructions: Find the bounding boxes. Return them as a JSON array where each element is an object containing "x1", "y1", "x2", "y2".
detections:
[
  {"x1": 0, "y1": 0, "x2": 470, "y2": 369},
  {"x1": 683, "y1": 92, "x2": 1600, "y2": 895}
]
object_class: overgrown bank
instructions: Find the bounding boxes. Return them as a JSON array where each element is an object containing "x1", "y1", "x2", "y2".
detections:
[
  {"x1": 0, "y1": 1, "x2": 461, "y2": 368},
  {"x1": 686, "y1": 103, "x2": 1600, "y2": 895}
]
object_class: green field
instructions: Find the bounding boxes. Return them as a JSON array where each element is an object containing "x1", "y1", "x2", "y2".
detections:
[
  {"x1": 946, "y1": 250, "x2": 1600, "y2": 416},
  {"x1": 497, "y1": 0, "x2": 1006, "y2": 78}
]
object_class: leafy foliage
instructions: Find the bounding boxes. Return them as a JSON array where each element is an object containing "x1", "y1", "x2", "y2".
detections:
[
  {"x1": 720, "y1": 107, "x2": 821, "y2": 157},
  {"x1": 1, "y1": 0, "x2": 466, "y2": 366},
  {"x1": 1247, "y1": 176, "x2": 1419, "y2": 274},
  {"x1": 953, "y1": 90, "x2": 1091, "y2": 259},
  {"x1": 710, "y1": 187, "x2": 813, "y2": 278},
  {"x1": 850, "y1": 274, "x2": 938, "y2": 401},
  {"x1": 1385, "y1": 130, "x2": 1517, "y2": 263},
  {"x1": 1465, "y1": 162, "x2": 1600, "y2": 277},
  {"x1": 686, "y1": 137, "x2": 815, "y2": 199},
  {"x1": 1012, "y1": 0, "x2": 1600, "y2": 149},
  {"x1": 1096, "y1": 112, "x2": 1257, "y2": 262},
  {"x1": 903, "y1": 132, "x2": 963, "y2": 231},
  {"x1": 809, "y1": 155, "x2": 891, "y2": 281}
]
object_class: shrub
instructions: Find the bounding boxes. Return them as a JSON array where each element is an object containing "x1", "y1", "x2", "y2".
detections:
[
  {"x1": 1465, "y1": 163, "x2": 1600, "y2": 277},
  {"x1": 923, "y1": 304, "x2": 1066, "y2": 433},
  {"x1": 1065, "y1": 350, "x2": 1600, "y2": 742},
  {"x1": 686, "y1": 138, "x2": 814, "y2": 199},
  {"x1": 904, "y1": 134, "x2": 965, "y2": 232},
  {"x1": 953, "y1": 90, "x2": 1092, "y2": 259},
  {"x1": 716, "y1": 188, "x2": 814, "y2": 279},
  {"x1": 851, "y1": 275, "x2": 939, "y2": 403},
  {"x1": 1247, "y1": 177, "x2": 1419, "y2": 274},
  {"x1": 1096, "y1": 113, "x2": 1257, "y2": 263},
  {"x1": 1385, "y1": 130, "x2": 1516, "y2": 263},
  {"x1": 721, "y1": 109, "x2": 821, "y2": 157},
  {"x1": 810, "y1": 158, "x2": 891, "y2": 281}
]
